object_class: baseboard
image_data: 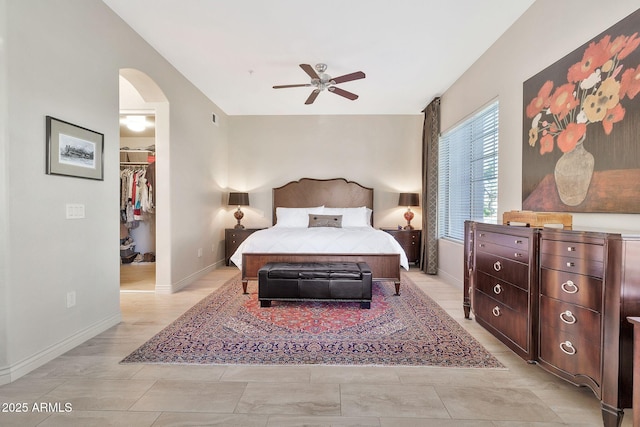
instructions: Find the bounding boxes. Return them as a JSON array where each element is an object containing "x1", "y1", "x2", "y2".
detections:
[
  {"x1": 0, "y1": 312, "x2": 122, "y2": 386},
  {"x1": 436, "y1": 268, "x2": 462, "y2": 289},
  {"x1": 169, "y1": 259, "x2": 224, "y2": 293}
]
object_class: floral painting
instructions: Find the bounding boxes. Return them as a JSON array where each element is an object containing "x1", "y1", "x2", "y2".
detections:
[{"x1": 522, "y1": 8, "x2": 640, "y2": 213}]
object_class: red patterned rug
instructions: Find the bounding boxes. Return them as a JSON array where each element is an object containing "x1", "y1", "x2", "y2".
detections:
[{"x1": 121, "y1": 273, "x2": 503, "y2": 368}]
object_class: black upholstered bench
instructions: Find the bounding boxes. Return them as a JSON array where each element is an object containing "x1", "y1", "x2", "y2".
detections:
[{"x1": 258, "y1": 262, "x2": 372, "y2": 309}]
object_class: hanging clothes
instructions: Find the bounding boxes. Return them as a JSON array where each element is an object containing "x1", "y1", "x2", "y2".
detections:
[{"x1": 120, "y1": 165, "x2": 154, "y2": 228}]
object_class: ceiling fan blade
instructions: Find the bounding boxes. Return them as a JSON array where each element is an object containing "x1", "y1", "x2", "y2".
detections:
[
  {"x1": 331, "y1": 71, "x2": 366, "y2": 84},
  {"x1": 305, "y1": 89, "x2": 321, "y2": 105},
  {"x1": 328, "y1": 86, "x2": 358, "y2": 101},
  {"x1": 273, "y1": 84, "x2": 311, "y2": 89},
  {"x1": 299, "y1": 64, "x2": 320, "y2": 79}
]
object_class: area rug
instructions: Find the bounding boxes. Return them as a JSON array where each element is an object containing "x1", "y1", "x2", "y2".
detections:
[{"x1": 121, "y1": 274, "x2": 503, "y2": 368}]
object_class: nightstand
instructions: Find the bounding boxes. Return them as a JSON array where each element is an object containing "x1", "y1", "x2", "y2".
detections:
[
  {"x1": 382, "y1": 228, "x2": 421, "y2": 265},
  {"x1": 225, "y1": 228, "x2": 263, "y2": 266}
]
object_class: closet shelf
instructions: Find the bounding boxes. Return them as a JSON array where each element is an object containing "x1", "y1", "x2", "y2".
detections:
[{"x1": 120, "y1": 149, "x2": 155, "y2": 164}]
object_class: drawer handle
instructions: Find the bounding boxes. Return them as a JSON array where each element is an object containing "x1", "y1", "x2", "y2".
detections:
[
  {"x1": 514, "y1": 252, "x2": 523, "y2": 258},
  {"x1": 566, "y1": 262, "x2": 575, "y2": 267},
  {"x1": 561, "y1": 280, "x2": 578, "y2": 294},
  {"x1": 560, "y1": 341, "x2": 576, "y2": 355},
  {"x1": 479, "y1": 233, "x2": 486, "y2": 237},
  {"x1": 559, "y1": 310, "x2": 577, "y2": 325},
  {"x1": 493, "y1": 284, "x2": 502, "y2": 294},
  {"x1": 479, "y1": 243, "x2": 485, "y2": 248},
  {"x1": 493, "y1": 261, "x2": 502, "y2": 272},
  {"x1": 567, "y1": 246, "x2": 576, "y2": 252},
  {"x1": 492, "y1": 306, "x2": 501, "y2": 317},
  {"x1": 514, "y1": 239, "x2": 522, "y2": 244}
]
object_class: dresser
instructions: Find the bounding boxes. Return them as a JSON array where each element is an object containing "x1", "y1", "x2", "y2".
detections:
[
  {"x1": 382, "y1": 229, "x2": 421, "y2": 265},
  {"x1": 467, "y1": 222, "x2": 538, "y2": 361},
  {"x1": 463, "y1": 221, "x2": 474, "y2": 320},
  {"x1": 464, "y1": 222, "x2": 640, "y2": 427},
  {"x1": 225, "y1": 228, "x2": 263, "y2": 266},
  {"x1": 628, "y1": 316, "x2": 640, "y2": 427},
  {"x1": 538, "y1": 228, "x2": 640, "y2": 427}
]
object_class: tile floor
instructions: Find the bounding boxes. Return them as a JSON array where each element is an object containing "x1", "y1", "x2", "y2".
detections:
[
  {"x1": 120, "y1": 263, "x2": 156, "y2": 292},
  {"x1": 0, "y1": 267, "x2": 633, "y2": 426}
]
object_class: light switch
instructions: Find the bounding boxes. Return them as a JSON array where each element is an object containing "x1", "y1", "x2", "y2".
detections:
[{"x1": 66, "y1": 203, "x2": 85, "y2": 219}]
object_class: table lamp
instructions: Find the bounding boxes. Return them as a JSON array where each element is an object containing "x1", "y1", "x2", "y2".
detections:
[
  {"x1": 398, "y1": 192, "x2": 419, "y2": 230},
  {"x1": 228, "y1": 192, "x2": 250, "y2": 229}
]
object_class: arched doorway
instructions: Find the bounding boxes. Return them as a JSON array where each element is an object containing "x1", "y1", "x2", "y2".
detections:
[{"x1": 118, "y1": 69, "x2": 170, "y2": 292}]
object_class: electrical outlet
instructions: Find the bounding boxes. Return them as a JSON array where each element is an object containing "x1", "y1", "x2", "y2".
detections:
[
  {"x1": 197, "y1": 248, "x2": 203, "y2": 258},
  {"x1": 66, "y1": 291, "x2": 76, "y2": 308}
]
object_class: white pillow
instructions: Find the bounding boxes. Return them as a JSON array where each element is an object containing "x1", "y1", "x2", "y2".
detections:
[
  {"x1": 275, "y1": 206, "x2": 324, "y2": 227},
  {"x1": 365, "y1": 207, "x2": 373, "y2": 226},
  {"x1": 323, "y1": 207, "x2": 369, "y2": 227}
]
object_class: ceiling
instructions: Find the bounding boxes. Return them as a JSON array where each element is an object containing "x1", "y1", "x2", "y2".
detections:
[{"x1": 102, "y1": 0, "x2": 535, "y2": 116}]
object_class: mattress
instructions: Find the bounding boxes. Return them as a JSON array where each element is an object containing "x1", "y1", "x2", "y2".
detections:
[{"x1": 230, "y1": 226, "x2": 410, "y2": 270}]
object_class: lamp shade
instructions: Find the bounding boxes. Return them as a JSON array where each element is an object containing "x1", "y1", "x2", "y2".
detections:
[
  {"x1": 398, "y1": 192, "x2": 419, "y2": 207},
  {"x1": 228, "y1": 192, "x2": 250, "y2": 206}
]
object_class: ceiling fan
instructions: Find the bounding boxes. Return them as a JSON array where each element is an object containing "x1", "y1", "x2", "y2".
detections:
[{"x1": 273, "y1": 63, "x2": 366, "y2": 105}]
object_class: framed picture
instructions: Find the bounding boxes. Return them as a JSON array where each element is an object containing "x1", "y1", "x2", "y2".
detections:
[
  {"x1": 46, "y1": 116, "x2": 104, "y2": 180},
  {"x1": 522, "y1": 8, "x2": 640, "y2": 213}
]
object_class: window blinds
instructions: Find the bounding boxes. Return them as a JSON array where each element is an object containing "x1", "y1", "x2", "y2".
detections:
[{"x1": 438, "y1": 101, "x2": 499, "y2": 241}]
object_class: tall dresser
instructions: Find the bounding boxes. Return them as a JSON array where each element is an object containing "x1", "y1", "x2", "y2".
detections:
[
  {"x1": 470, "y1": 222, "x2": 538, "y2": 361},
  {"x1": 464, "y1": 222, "x2": 640, "y2": 427}
]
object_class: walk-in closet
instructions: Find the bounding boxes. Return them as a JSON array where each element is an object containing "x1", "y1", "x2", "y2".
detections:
[{"x1": 119, "y1": 113, "x2": 156, "y2": 291}]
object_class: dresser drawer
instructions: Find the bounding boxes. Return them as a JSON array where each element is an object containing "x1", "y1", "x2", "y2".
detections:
[
  {"x1": 474, "y1": 289, "x2": 528, "y2": 350},
  {"x1": 390, "y1": 230, "x2": 420, "y2": 246},
  {"x1": 539, "y1": 325, "x2": 601, "y2": 386},
  {"x1": 540, "y1": 239, "x2": 604, "y2": 261},
  {"x1": 475, "y1": 252, "x2": 529, "y2": 289},
  {"x1": 540, "y1": 268, "x2": 602, "y2": 310},
  {"x1": 540, "y1": 296, "x2": 601, "y2": 342},
  {"x1": 476, "y1": 229, "x2": 529, "y2": 251},
  {"x1": 475, "y1": 240, "x2": 528, "y2": 263},
  {"x1": 540, "y1": 239, "x2": 603, "y2": 278},
  {"x1": 540, "y1": 252, "x2": 604, "y2": 278},
  {"x1": 476, "y1": 271, "x2": 528, "y2": 311}
]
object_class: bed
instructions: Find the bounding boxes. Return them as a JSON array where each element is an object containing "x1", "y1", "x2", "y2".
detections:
[{"x1": 230, "y1": 178, "x2": 408, "y2": 295}]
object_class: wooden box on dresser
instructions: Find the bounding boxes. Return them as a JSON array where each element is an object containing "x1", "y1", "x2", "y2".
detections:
[
  {"x1": 538, "y1": 228, "x2": 640, "y2": 427},
  {"x1": 464, "y1": 222, "x2": 539, "y2": 361}
]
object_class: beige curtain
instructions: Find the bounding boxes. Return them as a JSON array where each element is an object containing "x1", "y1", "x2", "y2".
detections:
[{"x1": 420, "y1": 97, "x2": 440, "y2": 274}]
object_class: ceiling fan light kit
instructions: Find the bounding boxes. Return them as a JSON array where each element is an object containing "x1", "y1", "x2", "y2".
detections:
[{"x1": 273, "y1": 63, "x2": 366, "y2": 105}]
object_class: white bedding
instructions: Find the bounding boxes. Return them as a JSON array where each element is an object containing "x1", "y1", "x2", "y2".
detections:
[{"x1": 230, "y1": 226, "x2": 410, "y2": 270}]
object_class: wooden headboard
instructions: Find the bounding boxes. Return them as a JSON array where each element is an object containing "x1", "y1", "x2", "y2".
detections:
[{"x1": 272, "y1": 178, "x2": 373, "y2": 225}]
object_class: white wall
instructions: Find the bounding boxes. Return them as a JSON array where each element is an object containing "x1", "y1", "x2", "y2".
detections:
[
  {"x1": 0, "y1": 0, "x2": 228, "y2": 383},
  {"x1": 227, "y1": 115, "x2": 424, "y2": 230},
  {"x1": 438, "y1": 0, "x2": 640, "y2": 285},
  {"x1": 0, "y1": 0, "x2": 9, "y2": 370}
]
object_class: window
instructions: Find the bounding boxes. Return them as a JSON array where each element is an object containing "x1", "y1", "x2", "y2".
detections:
[{"x1": 438, "y1": 101, "x2": 499, "y2": 241}]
